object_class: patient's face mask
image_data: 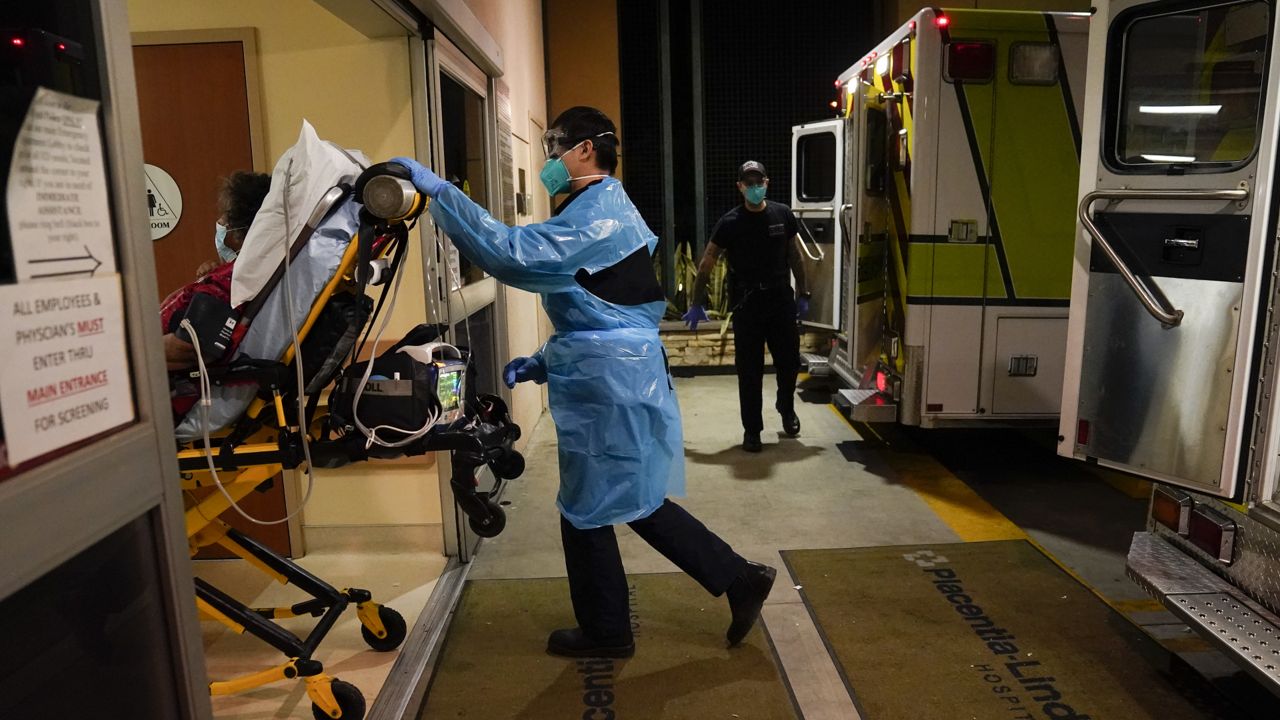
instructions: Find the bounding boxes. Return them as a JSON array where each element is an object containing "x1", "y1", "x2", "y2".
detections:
[{"x1": 215, "y1": 222, "x2": 239, "y2": 262}]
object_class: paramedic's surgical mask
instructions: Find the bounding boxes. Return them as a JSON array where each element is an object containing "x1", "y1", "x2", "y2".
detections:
[
  {"x1": 743, "y1": 183, "x2": 767, "y2": 206},
  {"x1": 540, "y1": 131, "x2": 615, "y2": 195},
  {"x1": 214, "y1": 222, "x2": 240, "y2": 262}
]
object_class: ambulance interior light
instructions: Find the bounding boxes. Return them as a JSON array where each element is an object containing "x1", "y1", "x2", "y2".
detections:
[{"x1": 1140, "y1": 104, "x2": 1221, "y2": 115}]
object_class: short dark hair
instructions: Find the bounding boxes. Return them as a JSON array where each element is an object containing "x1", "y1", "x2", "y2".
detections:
[
  {"x1": 217, "y1": 171, "x2": 271, "y2": 234},
  {"x1": 550, "y1": 106, "x2": 619, "y2": 173}
]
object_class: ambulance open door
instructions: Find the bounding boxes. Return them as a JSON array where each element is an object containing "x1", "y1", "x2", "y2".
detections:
[
  {"x1": 790, "y1": 119, "x2": 844, "y2": 331},
  {"x1": 1059, "y1": 0, "x2": 1273, "y2": 498}
]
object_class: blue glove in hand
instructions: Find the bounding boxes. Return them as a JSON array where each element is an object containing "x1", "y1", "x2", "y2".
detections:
[
  {"x1": 682, "y1": 304, "x2": 710, "y2": 331},
  {"x1": 796, "y1": 296, "x2": 810, "y2": 320},
  {"x1": 503, "y1": 356, "x2": 547, "y2": 389},
  {"x1": 390, "y1": 156, "x2": 446, "y2": 197}
]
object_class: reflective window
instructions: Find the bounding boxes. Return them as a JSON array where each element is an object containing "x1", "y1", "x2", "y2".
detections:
[
  {"x1": 1113, "y1": 1, "x2": 1269, "y2": 169},
  {"x1": 440, "y1": 72, "x2": 489, "y2": 285},
  {"x1": 797, "y1": 131, "x2": 836, "y2": 202}
]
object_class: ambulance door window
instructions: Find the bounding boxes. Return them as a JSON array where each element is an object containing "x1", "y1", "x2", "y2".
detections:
[
  {"x1": 1110, "y1": 0, "x2": 1269, "y2": 171},
  {"x1": 797, "y1": 131, "x2": 836, "y2": 201}
]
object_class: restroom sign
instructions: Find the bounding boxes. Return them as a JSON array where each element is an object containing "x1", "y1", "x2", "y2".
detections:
[{"x1": 144, "y1": 163, "x2": 182, "y2": 240}]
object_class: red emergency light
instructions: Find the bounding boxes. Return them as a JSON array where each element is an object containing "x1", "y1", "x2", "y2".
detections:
[
  {"x1": 1152, "y1": 486, "x2": 1192, "y2": 534},
  {"x1": 57, "y1": 42, "x2": 66, "y2": 51},
  {"x1": 875, "y1": 371, "x2": 888, "y2": 393},
  {"x1": 10, "y1": 37, "x2": 24, "y2": 47},
  {"x1": 947, "y1": 41, "x2": 994, "y2": 82},
  {"x1": 1188, "y1": 505, "x2": 1236, "y2": 564},
  {"x1": 935, "y1": 15, "x2": 951, "y2": 28}
]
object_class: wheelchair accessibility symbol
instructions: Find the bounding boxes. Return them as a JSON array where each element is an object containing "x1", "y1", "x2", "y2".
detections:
[{"x1": 144, "y1": 163, "x2": 183, "y2": 240}]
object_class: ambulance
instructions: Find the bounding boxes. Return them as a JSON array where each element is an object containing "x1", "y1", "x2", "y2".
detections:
[
  {"x1": 1058, "y1": 0, "x2": 1280, "y2": 695},
  {"x1": 791, "y1": 7, "x2": 1088, "y2": 426}
]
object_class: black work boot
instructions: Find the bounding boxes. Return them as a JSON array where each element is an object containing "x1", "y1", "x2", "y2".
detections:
[
  {"x1": 742, "y1": 431, "x2": 763, "y2": 453},
  {"x1": 781, "y1": 411, "x2": 801, "y2": 437},
  {"x1": 547, "y1": 627, "x2": 635, "y2": 659},
  {"x1": 725, "y1": 561, "x2": 777, "y2": 646}
]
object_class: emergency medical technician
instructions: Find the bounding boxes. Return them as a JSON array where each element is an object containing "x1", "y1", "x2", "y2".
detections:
[
  {"x1": 685, "y1": 161, "x2": 808, "y2": 452},
  {"x1": 393, "y1": 107, "x2": 775, "y2": 659}
]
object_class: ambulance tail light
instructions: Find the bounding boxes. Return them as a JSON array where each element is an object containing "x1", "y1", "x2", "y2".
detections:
[
  {"x1": 1152, "y1": 486, "x2": 1192, "y2": 535},
  {"x1": 1076, "y1": 419, "x2": 1090, "y2": 446},
  {"x1": 945, "y1": 42, "x2": 994, "y2": 82},
  {"x1": 1188, "y1": 505, "x2": 1236, "y2": 564}
]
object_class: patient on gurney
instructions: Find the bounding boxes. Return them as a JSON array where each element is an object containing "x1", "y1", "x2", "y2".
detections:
[{"x1": 160, "y1": 171, "x2": 270, "y2": 372}]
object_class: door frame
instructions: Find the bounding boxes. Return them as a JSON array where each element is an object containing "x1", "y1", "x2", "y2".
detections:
[
  {"x1": 790, "y1": 118, "x2": 846, "y2": 331},
  {"x1": 412, "y1": 32, "x2": 508, "y2": 561},
  {"x1": 130, "y1": 28, "x2": 269, "y2": 174}
]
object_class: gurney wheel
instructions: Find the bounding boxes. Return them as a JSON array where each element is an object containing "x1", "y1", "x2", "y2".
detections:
[
  {"x1": 491, "y1": 450, "x2": 525, "y2": 480},
  {"x1": 311, "y1": 679, "x2": 365, "y2": 720},
  {"x1": 468, "y1": 504, "x2": 506, "y2": 538},
  {"x1": 360, "y1": 604, "x2": 407, "y2": 652}
]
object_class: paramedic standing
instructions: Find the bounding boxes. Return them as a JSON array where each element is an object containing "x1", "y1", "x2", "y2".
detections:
[
  {"x1": 684, "y1": 161, "x2": 808, "y2": 453},
  {"x1": 392, "y1": 106, "x2": 776, "y2": 659}
]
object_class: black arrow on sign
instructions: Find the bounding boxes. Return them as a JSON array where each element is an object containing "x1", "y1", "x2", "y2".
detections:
[{"x1": 27, "y1": 245, "x2": 103, "y2": 279}]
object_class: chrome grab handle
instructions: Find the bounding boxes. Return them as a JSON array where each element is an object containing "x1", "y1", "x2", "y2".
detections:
[
  {"x1": 796, "y1": 217, "x2": 827, "y2": 261},
  {"x1": 1078, "y1": 186, "x2": 1249, "y2": 329}
]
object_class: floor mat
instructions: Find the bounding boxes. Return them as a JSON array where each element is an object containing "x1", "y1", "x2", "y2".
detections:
[
  {"x1": 784, "y1": 541, "x2": 1216, "y2": 720},
  {"x1": 419, "y1": 574, "x2": 799, "y2": 719}
]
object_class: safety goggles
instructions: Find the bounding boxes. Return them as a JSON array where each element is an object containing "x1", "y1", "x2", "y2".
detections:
[{"x1": 541, "y1": 130, "x2": 616, "y2": 159}]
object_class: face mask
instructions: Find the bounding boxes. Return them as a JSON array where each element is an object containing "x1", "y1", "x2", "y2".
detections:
[
  {"x1": 744, "y1": 184, "x2": 767, "y2": 205},
  {"x1": 539, "y1": 134, "x2": 614, "y2": 195},
  {"x1": 215, "y1": 222, "x2": 238, "y2": 262}
]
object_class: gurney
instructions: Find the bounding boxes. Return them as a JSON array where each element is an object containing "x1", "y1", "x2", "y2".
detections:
[{"x1": 175, "y1": 130, "x2": 522, "y2": 719}]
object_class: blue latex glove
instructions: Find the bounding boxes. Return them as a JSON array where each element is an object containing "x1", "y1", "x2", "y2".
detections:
[
  {"x1": 682, "y1": 304, "x2": 709, "y2": 331},
  {"x1": 391, "y1": 156, "x2": 446, "y2": 197},
  {"x1": 796, "y1": 296, "x2": 810, "y2": 320},
  {"x1": 503, "y1": 356, "x2": 547, "y2": 389}
]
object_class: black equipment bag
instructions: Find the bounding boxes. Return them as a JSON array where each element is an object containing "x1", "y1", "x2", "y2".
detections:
[{"x1": 329, "y1": 323, "x2": 458, "y2": 442}]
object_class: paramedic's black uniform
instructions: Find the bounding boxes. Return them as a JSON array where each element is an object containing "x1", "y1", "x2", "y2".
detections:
[
  {"x1": 556, "y1": 182, "x2": 748, "y2": 646},
  {"x1": 710, "y1": 201, "x2": 802, "y2": 435}
]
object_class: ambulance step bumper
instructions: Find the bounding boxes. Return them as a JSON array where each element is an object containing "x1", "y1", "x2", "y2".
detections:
[
  {"x1": 1127, "y1": 531, "x2": 1280, "y2": 696},
  {"x1": 801, "y1": 352, "x2": 831, "y2": 377},
  {"x1": 833, "y1": 388, "x2": 897, "y2": 423}
]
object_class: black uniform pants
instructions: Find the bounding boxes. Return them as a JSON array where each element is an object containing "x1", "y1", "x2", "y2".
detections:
[
  {"x1": 560, "y1": 500, "x2": 747, "y2": 643},
  {"x1": 733, "y1": 289, "x2": 801, "y2": 434}
]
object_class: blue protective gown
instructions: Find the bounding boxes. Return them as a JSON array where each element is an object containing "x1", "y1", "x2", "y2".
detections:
[{"x1": 428, "y1": 178, "x2": 684, "y2": 529}]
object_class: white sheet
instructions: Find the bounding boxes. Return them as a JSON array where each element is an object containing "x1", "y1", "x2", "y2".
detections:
[{"x1": 230, "y1": 120, "x2": 370, "y2": 306}]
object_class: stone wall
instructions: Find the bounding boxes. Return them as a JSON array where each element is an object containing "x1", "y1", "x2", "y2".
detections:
[{"x1": 662, "y1": 327, "x2": 833, "y2": 368}]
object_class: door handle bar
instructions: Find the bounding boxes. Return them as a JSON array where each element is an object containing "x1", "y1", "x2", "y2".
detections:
[
  {"x1": 796, "y1": 218, "x2": 826, "y2": 261},
  {"x1": 1078, "y1": 186, "x2": 1249, "y2": 328}
]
